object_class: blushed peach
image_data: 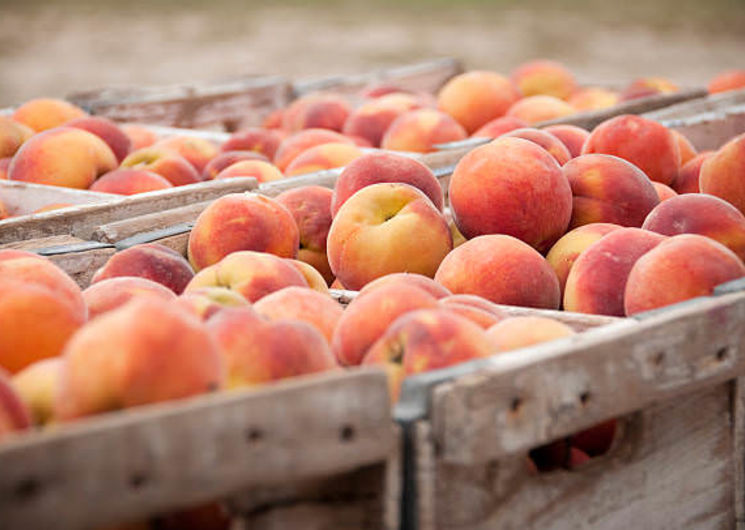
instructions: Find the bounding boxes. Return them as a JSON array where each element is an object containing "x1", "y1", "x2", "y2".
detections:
[
  {"x1": 214, "y1": 160, "x2": 284, "y2": 183},
  {"x1": 506, "y1": 95, "x2": 575, "y2": 124},
  {"x1": 511, "y1": 59, "x2": 577, "y2": 100},
  {"x1": 501, "y1": 127, "x2": 572, "y2": 165},
  {"x1": 673, "y1": 151, "x2": 712, "y2": 194},
  {"x1": 381, "y1": 108, "x2": 467, "y2": 153},
  {"x1": 282, "y1": 94, "x2": 352, "y2": 133},
  {"x1": 202, "y1": 150, "x2": 269, "y2": 180},
  {"x1": 121, "y1": 124, "x2": 158, "y2": 150},
  {"x1": 11, "y1": 358, "x2": 63, "y2": 426},
  {"x1": 672, "y1": 130, "x2": 698, "y2": 166},
  {"x1": 470, "y1": 116, "x2": 529, "y2": 139},
  {"x1": 83, "y1": 277, "x2": 177, "y2": 319},
  {"x1": 542, "y1": 124, "x2": 590, "y2": 158},
  {"x1": 284, "y1": 142, "x2": 363, "y2": 176},
  {"x1": 285, "y1": 259, "x2": 330, "y2": 293},
  {"x1": 568, "y1": 87, "x2": 619, "y2": 111},
  {"x1": 708, "y1": 70, "x2": 745, "y2": 94},
  {"x1": 486, "y1": 316, "x2": 575, "y2": 351},
  {"x1": 120, "y1": 147, "x2": 202, "y2": 186},
  {"x1": 67, "y1": 116, "x2": 132, "y2": 163},
  {"x1": 0, "y1": 367, "x2": 32, "y2": 440},
  {"x1": 89, "y1": 168, "x2": 173, "y2": 195},
  {"x1": 155, "y1": 135, "x2": 219, "y2": 173},
  {"x1": 699, "y1": 133, "x2": 745, "y2": 215},
  {"x1": 177, "y1": 286, "x2": 249, "y2": 321},
  {"x1": 0, "y1": 116, "x2": 34, "y2": 158},
  {"x1": 274, "y1": 129, "x2": 354, "y2": 172},
  {"x1": 653, "y1": 182, "x2": 677, "y2": 202},
  {"x1": 358, "y1": 272, "x2": 452, "y2": 300},
  {"x1": 620, "y1": 77, "x2": 679, "y2": 101},
  {"x1": 12, "y1": 98, "x2": 86, "y2": 132},
  {"x1": 343, "y1": 93, "x2": 423, "y2": 147},
  {"x1": 220, "y1": 128, "x2": 283, "y2": 160}
]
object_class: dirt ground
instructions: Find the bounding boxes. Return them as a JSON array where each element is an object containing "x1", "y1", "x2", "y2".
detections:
[{"x1": 1, "y1": 2, "x2": 744, "y2": 106}]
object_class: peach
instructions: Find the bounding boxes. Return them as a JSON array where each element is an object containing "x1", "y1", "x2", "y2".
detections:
[
  {"x1": 275, "y1": 185, "x2": 334, "y2": 285},
  {"x1": 55, "y1": 298, "x2": 224, "y2": 420},
  {"x1": 0, "y1": 116, "x2": 34, "y2": 158},
  {"x1": 542, "y1": 124, "x2": 590, "y2": 158},
  {"x1": 329, "y1": 278, "x2": 346, "y2": 290},
  {"x1": 207, "y1": 307, "x2": 337, "y2": 388},
  {"x1": 511, "y1": 59, "x2": 577, "y2": 100},
  {"x1": 448, "y1": 137, "x2": 571, "y2": 252},
  {"x1": 437, "y1": 71, "x2": 521, "y2": 134},
  {"x1": 343, "y1": 93, "x2": 423, "y2": 147},
  {"x1": 470, "y1": 116, "x2": 529, "y2": 139},
  {"x1": 380, "y1": 108, "x2": 467, "y2": 153},
  {"x1": 362, "y1": 308, "x2": 494, "y2": 400},
  {"x1": 332, "y1": 152, "x2": 443, "y2": 215},
  {"x1": 121, "y1": 124, "x2": 158, "y2": 150},
  {"x1": 254, "y1": 286, "x2": 342, "y2": 344},
  {"x1": 83, "y1": 277, "x2": 177, "y2": 319},
  {"x1": 202, "y1": 150, "x2": 268, "y2": 180},
  {"x1": 568, "y1": 87, "x2": 620, "y2": 111},
  {"x1": 155, "y1": 135, "x2": 219, "y2": 173},
  {"x1": 177, "y1": 286, "x2": 249, "y2": 321},
  {"x1": 284, "y1": 259, "x2": 328, "y2": 293},
  {"x1": 284, "y1": 142, "x2": 363, "y2": 176},
  {"x1": 546, "y1": 222, "x2": 622, "y2": 297},
  {"x1": 620, "y1": 77, "x2": 679, "y2": 101},
  {"x1": 187, "y1": 193, "x2": 299, "y2": 271},
  {"x1": 358, "y1": 272, "x2": 452, "y2": 300},
  {"x1": 673, "y1": 151, "x2": 712, "y2": 194},
  {"x1": 274, "y1": 129, "x2": 354, "y2": 172},
  {"x1": 435, "y1": 234, "x2": 561, "y2": 309},
  {"x1": 120, "y1": 147, "x2": 202, "y2": 186},
  {"x1": 12, "y1": 97, "x2": 87, "y2": 132},
  {"x1": 438, "y1": 293, "x2": 506, "y2": 328},
  {"x1": 563, "y1": 154, "x2": 660, "y2": 229},
  {"x1": 501, "y1": 127, "x2": 572, "y2": 165},
  {"x1": 699, "y1": 133, "x2": 745, "y2": 215},
  {"x1": 67, "y1": 116, "x2": 132, "y2": 163},
  {"x1": 89, "y1": 168, "x2": 173, "y2": 195},
  {"x1": 486, "y1": 316, "x2": 575, "y2": 351},
  {"x1": 0, "y1": 367, "x2": 32, "y2": 440},
  {"x1": 642, "y1": 193, "x2": 745, "y2": 261},
  {"x1": 625, "y1": 234, "x2": 745, "y2": 316},
  {"x1": 221, "y1": 128, "x2": 283, "y2": 159},
  {"x1": 11, "y1": 358, "x2": 63, "y2": 426},
  {"x1": 9, "y1": 127, "x2": 118, "y2": 189},
  {"x1": 581, "y1": 114, "x2": 681, "y2": 185},
  {"x1": 0, "y1": 157, "x2": 11, "y2": 179},
  {"x1": 32, "y1": 202, "x2": 73, "y2": 213},
  {"x1": 327, "y1": 183, "x2": 452, "y2": 290},
  {"x1": 672, "y1": 130, "x2": 698, "y2": 166},
  {"x1": 653, "y1": 182, "x2": 677, "y2": 202},
  {"x1": 92, "y1": 243, "x2": 195, "y2": 294},
  {"x1": 185, "y1": 250, "x2": 308, "y2": 303},
  {"x1": 708, "y1": 69, "x2": 745, "y2": 94},
  {"x1": 563, "y1": 227, "x2": 666, "y2": 316},
  {"x1": 214, "y1": 160, "x2": 284, "y2": 183},
  {"x1": 282, "y1": 94, "x2": 352, "y2": 133},
  {"x1": 332, "y1": 283, "x2": 439, "y2": 366},
  {"x1": 0, "y1": 198, "x2": 8, "y2": 220},
  {"x1": 262, "y1": 108, "x2": 284, "y2": 129},
  {"x1": 505, "y1": 95, "x2": 575, "y2": 124}
]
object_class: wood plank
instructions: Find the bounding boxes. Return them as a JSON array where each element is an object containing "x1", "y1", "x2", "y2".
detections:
[
  {"x1": 0, "y1": 369, "x2": 393, "y2": 530},
  {"x1": 429, "y1": 289, "x2": 745, "y2": 465},
  {"x1": 667, "y1": 105, "x2": 745, "y2": 151},
  {"x1": 0, "y1": 180, "x2": 116, "y2": 217},
  {"x1": 92, "y1": 201, "x2": 211, "y2": 243},
  {"x1": 735, "y1": 377, "x2": 745, "y2": 530},
  {"x1": 644, "y1": 87, "x2": 745, "y2": 121}
]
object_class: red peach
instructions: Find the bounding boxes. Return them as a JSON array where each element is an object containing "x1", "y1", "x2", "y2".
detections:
[
  {"x1": 358, "y1": 272, "x2": 452, "y2": 300},
  {"x1": 284, "y1": 142, "x2": 363, "y2": 177},
  {"x1": 673, "y1": 151, "x2": 713, "y2": 194},
  {"x1": 155, "y1": 135, "x2": 219, "y2": 173},
  {"x1": 708, "y1": 70, "x2": 745, "y2": 94},
  {"x1": 274, "y1": 129, "x2": 354, "y2": 172},
  {"x1": 221, "y1": 128, "x2": 283, "y2": 159},
  {"x1": 653, "y1": 182, "x2": 678, "y2": 202},
  {"x1": 66, "y1": 116, "x2": 132, "y2": 163},
  {"x1": 202, "y1": 150, "x2": 269, "y2": 180},
  {"x1": 542, "y1": 124, "x2": 590, "y2": 158},
  {"x1": 501, "y1": 127, "x2": 572, "y2": 165},
  {"x1": 672, "y1": 130, "x2": 698, "y2": 166},
  {"x1": 214, "y1": 160, "x2": 284, "y2": 183},
  {"x1": 470, "y1": 116, "x2": 529, "y2": 139},
  {"x1": 120, "y1": 147, "x2": 202, "y2": 186},
  {"x1": 282, "y1": 94, "x2": 352, "y2": 133},
  {"x1": 89, "y1": 169, "x2": 173, "y2": 195},
  {"x1": 83, "y1": 277, "x2": 177, "y2": 319},
  {"x1": 343, "y1": 93, "x2": 423, "y2": 147}
]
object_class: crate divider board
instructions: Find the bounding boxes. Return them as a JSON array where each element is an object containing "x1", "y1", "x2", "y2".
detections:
[{"x1": 0, "y1": 180, "x2": 119, "y2": 217}]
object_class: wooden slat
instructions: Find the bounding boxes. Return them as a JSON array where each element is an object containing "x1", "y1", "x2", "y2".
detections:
[
  {"x1": 666, "y1": 104, "x2": 745, "y2": 151},
  {"x1": 0, "y1": 180, "x2": 117, "y2": 217},
  {"x1": 429, "y1": 289, "x2": 745, "y2": 465},
  {"x1": 644, "y1": 87, "x2": 745, "y2": 122},
  {"x1": 0, "y1": 369, "x2": 393, "y2": 530}
]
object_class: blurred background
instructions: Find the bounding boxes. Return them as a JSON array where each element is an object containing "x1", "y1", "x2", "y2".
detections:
[{"x1": 1, "y1": 0, "x2": 744, "y2": 106}]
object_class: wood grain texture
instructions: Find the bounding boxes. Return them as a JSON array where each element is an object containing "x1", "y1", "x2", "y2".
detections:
[
  {"x1": 0, "y1": 180, "x2": 116, "y2": 217},
  {"x1": 92, "y1": 201, "x2": 211, "y2": 243},
  {"x1": 644, "y1": 87, "x2": 745, "y2": 121},
  {"x1": 430, "y1": 290, "x2": 745, "y2": 465},
  {"x1": 668, "y1": 107, "x2": 745, "y2": 151},
  {"x1": 0, "y1": 369, "x2": 394, "y2": 530}
]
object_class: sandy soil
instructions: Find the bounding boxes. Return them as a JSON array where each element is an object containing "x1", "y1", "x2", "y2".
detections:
[{"x1": 1, "y1": 4, "x2": 744, "y2": 106}]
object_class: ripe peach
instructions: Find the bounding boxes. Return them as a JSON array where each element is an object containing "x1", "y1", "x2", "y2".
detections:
[
  {"x1": 67, "y1": 116, "x2": 132, "y2": 163},
  {"x1": 381, "y1": 108, "x2": 467, "y2": 153},
  {"x1": 285, "y1": 259, "x2": 330, "y2": 293},
  {"x1": 506, "y1": 95, "x2": 575, "y2": 124},
  {"x1": 202, "y1": 150, "x2": 268, "y2": 180},
  {"x1": 581, "y1": 114, "x2": 681, "y2": 185},
  {"x1": 274, "y1": 129, "x2": 354, "y2": 172},
  {"x1": 155, "y1": 135, "x2": 219, "y2": 173},
  {"x1": 207, "y1": 307, "x2": 337, "y2": 389},
  {"x1": 89, "y1": 168, "x2": 173, "y2": 195},
  {"x1": 188, "y1": 193, "x2": 299, "y2": 271},
  {"x1": 214, "y1": 160, "x2": 284, "y2": 183},
  {"x1": 448, "y1": 137, "x2": 571, "y2": 252},
  {"x1": 564, "y1": 228, "x2": 666, "y2": 316},
  {"x1": 642, "y1": 193, "x2": 745, "y2": 261},
  {"x1": 358, "y1": 272, "x2": 452, "y2": 300},
  {"x1": 12, "y1": 98, "x2": 87, "y2": 132},
  {"x1": 511, "y1": 59, "x2": 577, "y2": 100},
  {"x1": 0, "y1": 157, "x2": 11, "y2": 179},
  {"x1": 254, "y1": 286, "x2": 342, "y2": 344},
  {"x1": 470, "y1": 116, "x2": 529, "y2": 139},
  {"x1": 625, "y1": 234, "x2": 745, "y2": 316},
  {"x1": 542, "y1": 124, "x2": 590, "y2": 158},
  {"x1": 177, "y1": 286, "x2": 248, "y2": 321},
  {"x1": 121, "y1": 124, "x2": 158, "y2": 150},
  {"x1": 282, "y1": 94, "x2": 352, "y2": 133},
  {"x1": 0, "y1": 367, "x2": 32, "y2": 440},
  {"x1": 185, "y1": 250, "x2": 308, "y2": 303},
  {"x1": 284, "y1": 142, "x2": 363, "y2": 176},
  {"x1": 672, "y1": 130, "x2": 698, "y2": 166},
  {"x1": 699, "y1": 133, "x2": 745, "y2": 215},
  {"x1": 438, "y1": 293, "x2": 506, "y2": 328},
  {"x1": 546, "y1": 222, "x2": 622, "y2": 297},
  {"x1": 343, "y1": 93, "x2": 422, "y2": 147},
  {"x1": 11, "y1": 358, "x2": 63, "y2": 426},
  {"x1": 568, "y1": 87, "x2": 620, "y2": 111},
  {"x1": 653, "y1": 182, "x2": 677, "y2": 202},
  {"x1": 673, "y1": 151, "x2": 712, "y2": 194},
  {"x1": 332, "y1": 283, "x2": 439, "y2": 366},
  {"x1": 486, "y1": 316, "x2": 575, "y2": 351},
  {"x1": 0, "y1": 116, "x2": 34, "y2": 158},
  {"x1": 620, "y1": 77, "x2": 678, "y2": 101},
  {"x1": 435, "y1": 234, "x2": 561, "y2": 309},
  {"x1": 120, "y1": 147, "x2": 202, "y2": 186},
  {"x1": 92, "y1": 243, "x2": 195, "y2": 294},
  {"x1": 221, "y1": 128, "x2": 283, "y2": 160},
  {"x1": 9, "y1": 127, "x2": 118, "y2": 189},
  {"x1": 327, "y1": 183, "x2": 452, "y2": 290},
  {"x1": 437, "y1": 71, "x2": 521, "y2": 134},
  {"x1": 276, "y1": 185, "x2": 334, "y2": 285},
  {"x1": 332, "y1": 152, "x2": 443, "y2": 215},
  {"x1": 563, "y1": 154, "x2": 660, "y2": 229},
  {"x1": 708, "y1": 69, "x2": 745, "y2": 94},
  {"x1": 262, "y1": 108, "x2": 284, "y2": 129},
  {"x1": 501, "y1": 127, "x2": 572, "y2": 165},
  {"x1": 55, "y1": 298, "x2": 224, "y2": 420},
  {"x1": 83, "y1": 277, "x2": 177, "y2": 319}
]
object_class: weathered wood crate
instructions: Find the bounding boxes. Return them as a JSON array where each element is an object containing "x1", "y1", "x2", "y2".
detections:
[
  {"x1": 0, "y1": 369, "x2": 400, "y2": 530},
  {"x1": 396, "y1": 279, "x2": 745, "y2": 529},
  {"x1": 0, "y1": 180, "x2": 117, "y2": 217}
]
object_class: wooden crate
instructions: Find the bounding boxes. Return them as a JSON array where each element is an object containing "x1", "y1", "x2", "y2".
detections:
[
  {"x1": 398, "y1": 280, "x2": 745, "y2": 529},
  {"x1": 0, "y1": 180, "x2": 118, "y2": 217},
  {"x1": 0, "y1": 369, "x2": 399, "y2": 530}
]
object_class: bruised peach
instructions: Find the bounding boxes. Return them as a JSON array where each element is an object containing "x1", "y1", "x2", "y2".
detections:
[{"x1": 381, "y1": 108, "x2": 467, "y2": 153}]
